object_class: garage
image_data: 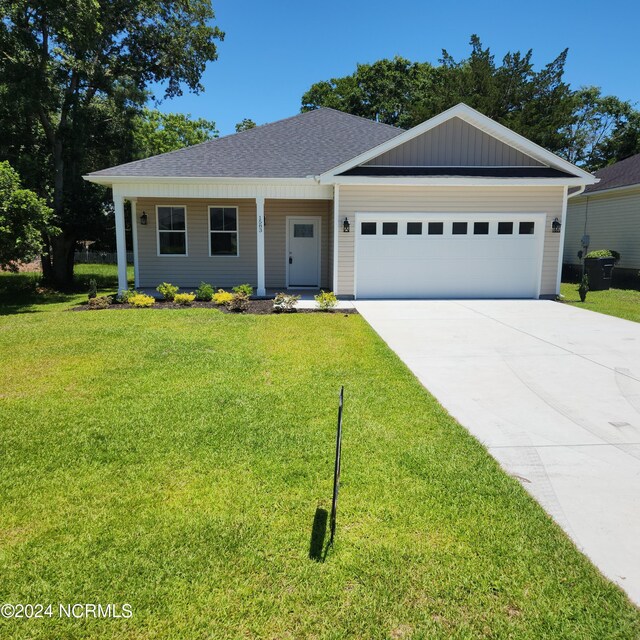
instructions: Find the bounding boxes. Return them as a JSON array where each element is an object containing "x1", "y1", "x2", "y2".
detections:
[{"x1": 354, "y1": 212, "x2": 546, "y2": 299}]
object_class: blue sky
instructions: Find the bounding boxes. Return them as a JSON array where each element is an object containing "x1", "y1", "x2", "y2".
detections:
[{"x1": 155, "y1": 0, "x2": 640, "y2": 136}]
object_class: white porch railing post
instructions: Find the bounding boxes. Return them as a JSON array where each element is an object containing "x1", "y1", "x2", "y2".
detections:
[
  {"x1": 114, "y1": 194, "x2": 128, "y2": 293},
  {"x1": 130, "y1": 198, "x2": 139, "y2": 288},
  {"x1": 256, "y1": 196, "x2": 266, "y2": 296}
]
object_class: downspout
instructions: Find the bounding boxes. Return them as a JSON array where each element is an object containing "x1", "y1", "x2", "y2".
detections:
[{"x1": 567, "y1": 185, "x2": 587, "y2": 279}]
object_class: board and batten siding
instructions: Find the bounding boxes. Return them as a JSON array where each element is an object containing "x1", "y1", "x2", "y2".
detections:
[
  {"x1": 364, "y1": 117, "x2": 544, "y2": 168},
  {"x1": 264, "y1": 199, "x2": 332, "y2": 289},
  {"x1": 336, "y1": 185, "x2": 565, "y2": 298},
  {"x1": 135, "y1": 198, "x2": 333, "y2": 289},
  {"x1": 565, "y1": 187, "x2": 640, "y2": 270}
]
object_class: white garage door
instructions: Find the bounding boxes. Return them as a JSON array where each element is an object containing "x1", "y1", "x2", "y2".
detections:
[{"x1": 355, "y1": 213, "x2": 546, "y2": 299}]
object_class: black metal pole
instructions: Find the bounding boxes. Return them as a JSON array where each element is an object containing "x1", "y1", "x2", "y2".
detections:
[{"x1": 330, "y1": 386, "x2": 344, "y2": 545}]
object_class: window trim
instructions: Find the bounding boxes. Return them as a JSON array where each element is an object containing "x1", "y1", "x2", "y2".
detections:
[
  {"x1": 208, "y1": 205, "x2": 240, "y2": 258},
  {"x1": 156, "y1": 204, "x2": 188, "y2": 257}
]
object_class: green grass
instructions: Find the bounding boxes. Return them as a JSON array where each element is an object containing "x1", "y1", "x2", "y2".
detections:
[
  {"x1": 0, "y1": 267, "x2": 638, "y2": 638},
  {"x1": 561, "y1": 282, "x2": 640, "y2": 323}
]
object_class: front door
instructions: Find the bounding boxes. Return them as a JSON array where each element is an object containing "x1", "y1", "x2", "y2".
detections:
[{"x1": 287, "y1": 217, "x2": 320, "y2": 287}]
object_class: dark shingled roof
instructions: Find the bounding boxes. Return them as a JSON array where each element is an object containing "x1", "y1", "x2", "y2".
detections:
[
  {"x1": 340, "y1": 166, "x2": 574, "y2": 178},
  {"x1": 585, "y1": 153, "x2": 640, "y2": 194},
  {"x1": 88, "y1": 108, "x2": 404, "y2": 179}
]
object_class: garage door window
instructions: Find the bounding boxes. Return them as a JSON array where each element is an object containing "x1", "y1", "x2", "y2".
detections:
[
  {"x1": 452, "y1": 222, "x2": 468, "y2": 235},
  {"x1": 474, "y1": 222, "x2": 489, "y2": 235},
  {"x1": 519, "y1": 221, "x2": 535, "y2": 235},
  {"x1": 407, "y1": 222, "x2": 422, "y2": 235},
  {"x1": 428, "y1": 222, "x2": 443, "y2": 235},
  {"x1": 361, "y1": 222, "x2": 377, "y2": 235},
  {"x1": 382, "y1": 222, "x2": 398, "y2": 235},
  {"x1": 498, "y1": 222, "x2": 513, "y2": 235}
]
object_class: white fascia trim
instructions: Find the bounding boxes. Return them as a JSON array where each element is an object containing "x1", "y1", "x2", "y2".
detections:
[
  {"x1": 327, "y1": 176, "x2": 591, "y2": 187},
  {"x1": 83, "y1": 175, "x2": 318, "y2": 186},
  {"x1": 319, "y1": 103, "x2": 596, "y2": 183}
]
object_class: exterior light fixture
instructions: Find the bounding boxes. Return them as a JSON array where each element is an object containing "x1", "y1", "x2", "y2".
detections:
[
  {"x1": 551, "y1": 217, "x2": 561, "y2": 233},
  {"x1": 140, "y1": 211, "x2": 148, "y2": 226},
  {"x1": 343, "y1": 217, "x2": 350, "y2": 233}
]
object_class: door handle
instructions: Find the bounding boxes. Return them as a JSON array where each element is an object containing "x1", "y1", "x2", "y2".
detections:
[{"x1": 289, "y1": 256, "x2": 293, "y2": 264}]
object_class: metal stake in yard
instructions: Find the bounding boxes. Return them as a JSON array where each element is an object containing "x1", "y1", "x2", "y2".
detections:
[{"x1": 329, "y1": 386, "x2": 344, "y2": 546}]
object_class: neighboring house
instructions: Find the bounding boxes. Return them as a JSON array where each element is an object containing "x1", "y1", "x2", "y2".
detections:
[
  {"x1": 85, "y1": 103, "x2": 595, "y2": 299},
  {"x1": 564, "y1": 153, "x2": 640, "y2": 279}
]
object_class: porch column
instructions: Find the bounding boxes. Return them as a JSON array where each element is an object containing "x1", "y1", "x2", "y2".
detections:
[
  {"x1": 130, "y1": 198, "x2": 139, "y2": 288},
  {"x1": 113, "y1": 194, "x2": 128, "y2": 294},
  {"x1": 256, "y1": 196, "x2": 266, "y2": 296},
  {"x1": 332, "y1": 184, "x2": 340, "y2": 293}
]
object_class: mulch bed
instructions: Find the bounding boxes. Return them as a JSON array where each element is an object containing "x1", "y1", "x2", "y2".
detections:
[{"x1": 72, "y1": 299, "x2": 357, "y2": 315}]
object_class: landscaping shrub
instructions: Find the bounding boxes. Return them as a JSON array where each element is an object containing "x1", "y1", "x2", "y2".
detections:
[
  {"x1": 226, "y1": 291, "x2": 249, "y2": 312},
  {"x1": 87, "y1": 295, "x2": 112, "y2": 310},
  {"x1": 273, "y1": 292, "x2": 300, "y2": 313},
  {"x1": 213, "y1": 289, "x2": 233, "y2": 305},
  {"x1": 232, "y1": 283, "x2": 253, "y2": 297},
  {"x1": 129, "y1": 293, "x2": 155, "y2": 308},
  {"x1": 174, "y1": 292, "x2": 196, "y2": 306},
  {"x1": 117, "y1": 289, "x2": 138, "y2": 304},
  {"x1": 195, "y1": 282, "x2": 215, "y2": 301},
  {"x1": 585, "y1": 249, "x2": 621, "y2": 263},
  {"x1": 87, "y1": 278, "x2": 97, "y2": 300},
  {"x1": 578, "y1": 273, "x2": 589, "y2": 302},
  {"x1": 156, "y1": 282, "x2": 178, "y2": 300},
  {"x1": 314, "y1": 290, "x2": 338, "y2": 311}
]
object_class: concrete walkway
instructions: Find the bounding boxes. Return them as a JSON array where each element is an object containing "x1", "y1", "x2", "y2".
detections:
[{"x1": 354, "y1": 299, "x2": 640, "y2": 604}]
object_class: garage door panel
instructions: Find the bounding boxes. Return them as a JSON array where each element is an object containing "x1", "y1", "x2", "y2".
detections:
[{"x1": 355, "y1": 213, "x2": 545, "y2": 299}]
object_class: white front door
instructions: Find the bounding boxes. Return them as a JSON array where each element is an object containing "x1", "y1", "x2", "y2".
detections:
[{"x1": 287, "y1": 217, "x2": 320, "y2": 288}]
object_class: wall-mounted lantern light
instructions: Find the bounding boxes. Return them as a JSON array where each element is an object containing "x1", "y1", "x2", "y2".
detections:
[
  {"x1": 551, "y1": 217, "x2": 561, "y2": 233},
  {"x1": 343, "y1": 217, "x2": 350, "y2": 233},
  {"x1": 140, "y1": 211, "x2": 148, "y2": 226}
]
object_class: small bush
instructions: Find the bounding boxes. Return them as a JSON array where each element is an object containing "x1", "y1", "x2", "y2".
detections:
[
  {"x1": 578, "y1": 273, "x2": 589, "y2": 302},
  {"x1": 174, "y1": 292, "x2": 196, "y2": 306},
  {"x1": 118, "y1": 289, "x2": 138, "y2": 303},
  {"x1": 226, "y1": 291, "x2": 249, "y2": 312},
  {"x1": 233, "y1": 283, "x2": 253, "y2": 297},
  {"x1": 129, "y1": 293, "x2": 155, "y2": 308},
  {"x1": 87, "y1": 278, "x2": 97, "y2": 300},
  {"x1": 195, "y1": 282, "x2": 215, "y2": 301},
  {"x1": 585, "y1": 249, "x2": 620, "y2": 262},
  {"x1": 87, "y1": 295, "x2": 112, "y2": 310},
  {"x1": 273, "y1": 292, "x2": 300, "y2": 313},
  {"x1": 314, "y1": 290, "x2": 338, "y2": 311},
  {"x1": 156, "y1": 282, "x2": 178, "y2": 301},
  {"x1": 213, "y1": 289, "x2": 233, "y2": 305}
]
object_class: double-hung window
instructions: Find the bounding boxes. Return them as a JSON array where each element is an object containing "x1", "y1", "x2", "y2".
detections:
[
  {"x1": 157, "y1": 206, "x2": 187, "y2": 255},
  {"x1": 209, "y1": 207, "x2": 239, "y2": 256}
]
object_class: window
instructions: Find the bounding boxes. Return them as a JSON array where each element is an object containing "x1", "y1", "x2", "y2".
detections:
[
  {"x1": 474, "y1": 222, "x2": 489, "y2": 235},
  {"x1": 361, "y1": 222, "x2": 377, "y2": 235},
  {"x1": 382, "y1": 222, "x2": 398, "y2": 235},
  {"x1": 157, "y1": 206, "x2": 187, "y2": 255},
  {"x1": 452, "y1": 222, "x2": 468, "y2": 235},
  {"x1": 407, "y1": 222, "x2": 422, "y2": 235},
  {"x1": 519, "y1": 221, "x2": 535, "y2": 235},
  {"x1": 209, "y1": 207, "x2": 238, "y2": 256},
  {"x1": 294, "y1": 223, "x2": 314, "y2": 238},
  {"x1": 428, "y1": 222, "x2": 444, "y2": 235},
  {"x1": 498, "y1": 222, "x2": 513, "y2": 235}
]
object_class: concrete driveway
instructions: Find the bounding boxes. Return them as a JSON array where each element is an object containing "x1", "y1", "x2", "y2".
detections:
[{"x1": 354, "y1": 299, "x2": 640, "y2": 604}]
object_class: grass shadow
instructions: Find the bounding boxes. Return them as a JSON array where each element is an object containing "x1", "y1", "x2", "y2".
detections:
[{"x1": 308, "y1": 507, "x2": 329, "y2": 562}]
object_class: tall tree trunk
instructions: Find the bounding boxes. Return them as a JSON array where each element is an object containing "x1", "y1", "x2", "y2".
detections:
[{"x1": 47, "y1": 233, "x2": 77, "y2": 290}]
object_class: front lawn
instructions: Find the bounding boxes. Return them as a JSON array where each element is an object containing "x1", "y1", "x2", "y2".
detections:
[
  {"x1": 1, "y1": 268, "x2": 639, "y2": 638},
  {"x1": 560, "y1": 282, "x2": 640, "y2": 323}
]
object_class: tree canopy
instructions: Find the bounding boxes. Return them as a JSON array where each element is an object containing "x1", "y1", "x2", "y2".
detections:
[
  {"x1": 301, "y1": 36, "x2": 640, "y2": 169},
  {"x1": 235, "y1": 118, "x2": 257, "y2": 132},
  {"x1": 0, "y1": 0, "x2": 223, "y2": 286},
  {"x1": 0, "y1": 161, "x2": 55, "y2": 271}
]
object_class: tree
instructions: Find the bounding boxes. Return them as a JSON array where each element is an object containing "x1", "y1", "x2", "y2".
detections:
[
  {"x1": 0, "y1": 0, "x2": 223, "y2": 288},
  {"x1": 0, "y1": 161, "x2": 55, "y2": 271},
  {"x1": 133, "y1": 109, "x2": 218, "y2": 159},
  {"x1": 235, "y1": 118, "x2": 257, "y2": 132}
]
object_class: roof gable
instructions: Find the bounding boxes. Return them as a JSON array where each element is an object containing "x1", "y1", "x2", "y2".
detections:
[
  {"x1": 363, "y1": 117, "x2": 544, "y2": 168},
  {"x1": 321, "y1": 103, "x2": 596, "y2": 183}
]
